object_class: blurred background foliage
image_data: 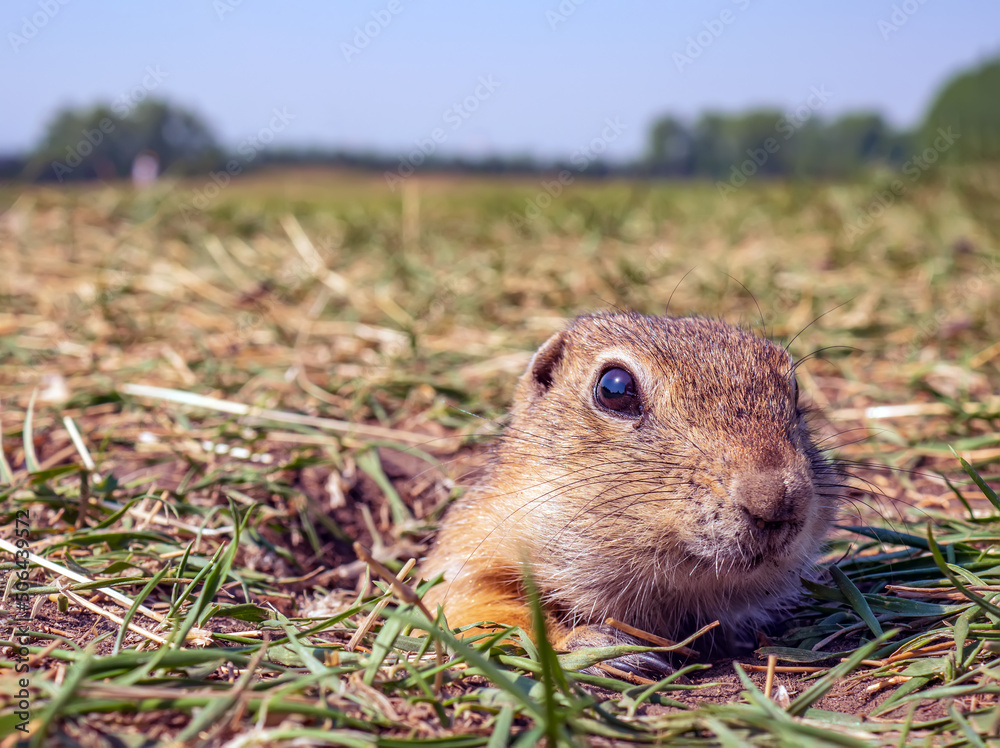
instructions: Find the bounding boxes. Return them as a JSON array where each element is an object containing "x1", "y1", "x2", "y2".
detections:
[
  {"x1": 20, "y1": 100, "x2": 222, "y2": 182},
  {"x1": 5, "y1": 56, "x2": 997, "y2": 184}
]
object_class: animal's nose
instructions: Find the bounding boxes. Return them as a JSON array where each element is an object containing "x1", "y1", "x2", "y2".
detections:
[{"x1": 732, "y1": 466, "x2": 810, "y2": 530}]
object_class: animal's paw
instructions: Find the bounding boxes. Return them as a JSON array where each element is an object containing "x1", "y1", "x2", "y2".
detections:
[{"x1": 558, "y1": 623, "x2": 675, "y2": 679}]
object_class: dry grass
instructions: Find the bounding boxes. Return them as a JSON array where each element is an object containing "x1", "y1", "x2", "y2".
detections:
[{"x1": 0, "y1": 166, "x2": 998, "y2": 746}]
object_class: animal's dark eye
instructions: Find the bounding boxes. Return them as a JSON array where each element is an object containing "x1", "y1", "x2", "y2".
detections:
[{"x1": 595, "y1": 367, "x2": 642, "y2": 418}]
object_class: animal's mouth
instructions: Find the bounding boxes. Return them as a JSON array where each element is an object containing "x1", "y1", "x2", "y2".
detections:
[
  {"x1": 682, "y1": 545, "x2": 767, "y2": 576},
  {"x1": 716, "y1": 551, "x2": 766, "y2": 573},
  {"x1": 693, "y1": 534, "x2": 797, "y2": 574},
  {"x1": 754, "y1": 518, "x2": 788, "y2": 534}
]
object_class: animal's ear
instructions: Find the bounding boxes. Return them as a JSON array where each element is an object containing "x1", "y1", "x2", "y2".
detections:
[{"x1": 518, "y1": 331, "x2": 567, "y2": 405}]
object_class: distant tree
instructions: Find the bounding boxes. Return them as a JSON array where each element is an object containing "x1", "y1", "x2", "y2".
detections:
[
  {"x1": 828, "y1": 113, "x2": 898, "y2": 162},
  {"x1": 643, "y1": 108, "x2": 914, "y2": 179},
  {"x1": 24, "y1": 99, "x2": 221, "y2": 182},
  {"x1": 920, "y1": 57, "x2": 1000, "y2": 163},
  {"x1": 25, "y1": 104, "x2": 124, "y2": 181},
  {"x1": 730, "y1": 109, "x2": 796, "y2": 176},
  {"x1": 125, "y1": 100, "x2": 221, "y2": 174},
  {"x1": 690, "y1": 109, "x2": 789, "y2": 178},
  {"x1": 645, "y1": 116, "x2": 694, "y2": 175},
  {"x1": 689, "y1": 113, "x2": 735, "y2": 177},
  {"x1": 798, "y1": 113, "x2": 912, "y2": 176}
]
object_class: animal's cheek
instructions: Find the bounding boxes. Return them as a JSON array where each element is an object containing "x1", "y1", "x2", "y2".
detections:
[
  {"x1": 648, "y1": 491, "x2": 735, "y2": 544},
  {"x1": 690, "y1": 468, "x2": 731, "y2": 500},
  {"x1": 685, "y1": 509, "x2": 749, "y2": 547}
]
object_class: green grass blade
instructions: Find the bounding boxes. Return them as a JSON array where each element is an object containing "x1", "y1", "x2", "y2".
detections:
[
  {"x1": 870, "y1": 676, "x2": 934, "y2": 717},
  {"x1": 926, "y1": 524, "x2": 1000, "y2": 618},
  {"x1": 112, "y1": 563, "x2": 172, "y2": 655},
  {"x1": 31, "y1": 646, "x2": 94, "y2": 748},
  {"x1": 524, "y1": 565, "x2": 570, "y2": 747},
  {"x1": 486, "y1": 705, "x2": 515, "y2": 748},
  {"x1": 948, "y1": 700, "x2": 988, "y2": 748},
  {"x1": 830, "y1": 564, "x2": 883, "y2": 638},
  {"x1": 703, "y1": 716, "x2": 749, "y2": 748},
  {"x1": 174, "y1": 643, "x2": 270, "y2": 744},
  {"x1": 355, "y1": 447, "x2": 414, "y2": 528},
  {"x1": 951, "y1": 446, "x2": 1000, "y2": 510},
  {"x1": 363, "y1": 604, "x2": 408, "y2": 685},
  {"x1": 839, "y1": 525, "x2": 930, "y2": 551},
  {"x1": 786, "y1": 632, "x2": 895, "y2": 717}
]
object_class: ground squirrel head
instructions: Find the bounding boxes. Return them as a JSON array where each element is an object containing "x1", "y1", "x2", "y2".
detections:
[
  {"x1": 424, "y1": 311, "x2": 839, "y2": 650},
  {"x1": 496, "y1": 311, "x2": 837, "y2": 638}
]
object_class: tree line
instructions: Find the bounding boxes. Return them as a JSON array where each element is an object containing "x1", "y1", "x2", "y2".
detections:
[
  {"x1": 4, "y1": 56, "x2": 998, "y2": 184},
  {"x1": 644, "y1": 58, "x2": 999, "y2": 180}
]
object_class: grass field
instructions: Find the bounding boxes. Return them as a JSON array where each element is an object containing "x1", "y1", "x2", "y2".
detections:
[{"x1": 0, "y1": 165, "x2": 999, "y2": 746}]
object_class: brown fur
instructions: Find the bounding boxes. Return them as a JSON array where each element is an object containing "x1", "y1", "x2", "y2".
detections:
[{"x1": 422, "y1": 312, "x2": 838, "y2": 653}]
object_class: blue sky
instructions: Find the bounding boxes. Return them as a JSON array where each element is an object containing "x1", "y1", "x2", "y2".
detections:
[{"x1": 4, "y1": 1, "x2": 999, "y2": 160}]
